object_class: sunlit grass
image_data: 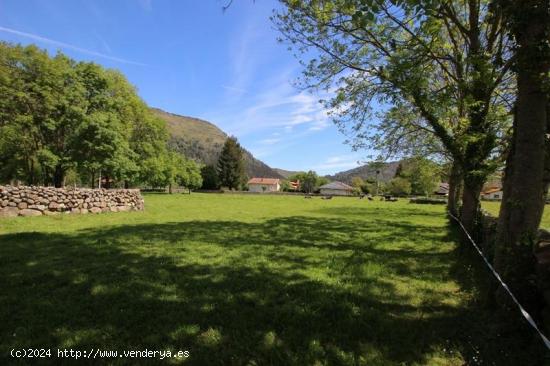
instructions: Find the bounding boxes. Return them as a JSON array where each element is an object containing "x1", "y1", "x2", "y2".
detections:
[
  {"x1": 0, "y1": 194, "x2": 545, "y2": 365},
  {"x1": 482, "y1": 200, "x2": 550, "y2": 229}
]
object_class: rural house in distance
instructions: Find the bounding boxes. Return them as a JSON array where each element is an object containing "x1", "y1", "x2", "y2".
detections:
[
  {"x1": 247, "y1": 178, "x2": 281, "y2": 193},
  {"x1": 319, "y1": 181, "x2": 354, "y2": 196},
  {"x1": 482, "y1": 187, "x2": 503, "y2": 200}
]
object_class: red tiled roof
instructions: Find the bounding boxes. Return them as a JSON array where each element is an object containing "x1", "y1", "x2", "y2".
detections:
[
  {"x1": 319, "y1": 181, "x2": 354, "y2": 190},
  {"x1": 247, "y1": 178, "x2": 280, "y2": 185},
  {"x1": 483, "y1": 187, "x2": 502, "y2": 194}
]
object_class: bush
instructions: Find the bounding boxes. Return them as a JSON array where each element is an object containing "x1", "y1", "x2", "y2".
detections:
[{"x1": 388, "y1": 177, "x2": 412, "y2": 196}]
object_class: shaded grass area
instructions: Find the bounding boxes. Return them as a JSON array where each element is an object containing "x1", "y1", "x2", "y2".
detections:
[{"x1": 0, "y1": 194, "x2": 547, "y2": 365}]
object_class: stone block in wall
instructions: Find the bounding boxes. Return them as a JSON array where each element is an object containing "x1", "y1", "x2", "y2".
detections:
[
  {"x1": 0, "y1": 207, "x2": 19, "y2": 217},
  {"x1": 19, "y1": 209, "x2": 42, "y2": 217}
]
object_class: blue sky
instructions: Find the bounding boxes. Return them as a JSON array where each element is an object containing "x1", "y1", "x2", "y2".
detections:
[{"x1": 0, "y1": 0, "x2": 368, "y2": 175}]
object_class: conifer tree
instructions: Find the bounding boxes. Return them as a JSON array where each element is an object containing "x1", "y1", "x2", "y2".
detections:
[{"x1": 217, "y1": 137, "x2": 245, "y2": 190}]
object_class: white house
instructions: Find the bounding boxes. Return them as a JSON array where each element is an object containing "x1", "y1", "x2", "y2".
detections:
[
  {"x1": 434, "y1": 182, "x2": 449, "y2": 196},
  {"x1": 319, "y1": 181, "x2": 354, "y2": 196},
  {"x1": 247, "y1": 178, "x2": 280, "y2": 193},
  {"x1": 481, "y1": 187, "x2": 503, "y2": 200}
]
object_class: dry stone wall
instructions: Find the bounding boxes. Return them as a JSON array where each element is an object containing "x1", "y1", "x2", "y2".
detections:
[{"x1": 0, "y1": 186, "x2": 144, "y2": 217}]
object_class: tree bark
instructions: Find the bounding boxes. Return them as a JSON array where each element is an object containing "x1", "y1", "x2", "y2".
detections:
[
  {"x1": 447, "y1": 160, "x2": 463, "y2": 216},
  {"x1": 494, "y1": 0, "x2": 550, "y2": 306},
  {"x1": 53, "y1": 165, "x2": 64, "y2": 188},
  {"x1": 104, "y1": 175, "x2": 111, "y2": 189},
  {"x1": 460, "y1": 177, "x2": 483, "y2": 240}
]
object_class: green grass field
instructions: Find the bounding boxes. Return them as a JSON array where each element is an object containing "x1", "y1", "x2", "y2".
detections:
[
  {"x1": 0, "y1": 194, "x2": 546, "y2": 365},
  {"x1": 482, "y1": 201, "x2": 550, "y2": 229}
]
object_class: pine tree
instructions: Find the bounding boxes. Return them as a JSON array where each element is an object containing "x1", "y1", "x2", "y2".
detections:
[
  {"x1": 200, "y1": 165, "x2": 219, "y2": 190},
  {"x1": 217, "y1": 137, "x2": 245, "y2": 190}
]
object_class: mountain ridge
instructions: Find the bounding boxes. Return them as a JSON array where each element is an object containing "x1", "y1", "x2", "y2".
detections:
[
  {"x1": 151, "y1": 108, "x2": 284, "y2": 179},
  {"x1": 326, "y1": 161, "x2": 401, "y2": 183}
]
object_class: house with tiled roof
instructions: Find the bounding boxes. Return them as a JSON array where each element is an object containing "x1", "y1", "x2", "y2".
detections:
[
  {"x1": 319, "y1": 181, "x2": 354, "y2": 196},
  {"x1": 481, "y1": 187, "x2": 503, "y2": 200},
  {"x1": 247, "y1": 178, "x2": 281, "y2": 193},
  {"x1": 434, "y1": 182, "x2": 449, "y2": 196}
]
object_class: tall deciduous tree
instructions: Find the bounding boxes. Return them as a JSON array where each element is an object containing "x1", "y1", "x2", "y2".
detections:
[
  {"x1": 493, "y1": 0, "x2": 550, "y2": 303},
  {"x1": 274, "y1": 0, "x2": 514, "y2": 233},
  {"x1": 217, "y1": 137, "x2": 246, "y2": 190},
  {"x1": 0, "y1": 42, "x2": 180, "y2": 189}
]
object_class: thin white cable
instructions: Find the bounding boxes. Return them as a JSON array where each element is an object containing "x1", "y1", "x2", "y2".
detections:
[{"x1": 448, "y1": 212, "x2": 550, "y2": 351}]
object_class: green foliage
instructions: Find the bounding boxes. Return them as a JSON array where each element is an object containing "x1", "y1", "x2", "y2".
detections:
[
  {"x1": 388, "y1": 177, "x2": 412, "y2": 196},
  {"x1": 287, "y1": 171, "x2": 327, "y2": 193},
  {"x1": 0, "y1": 42, "x2": 189, "y2": 188},
  {"x1": 217, "y1": 137, "x2": 246, "y2": 190},
  {"x1": 179, "y1": 158, "x2": 203, "y2": 190},
  {"x1": 201, "y1": 165, "x2": 220, "y2": 190},
  {"x1": 350, "y1": 176, "x2": 365, "y2": 194},
  {"x1": 275, "y1": 0, "x2": 514, "y2": 217},
  {"x1": 398, "y1": 158, "x2": 440, "y2": 196},
  {"x1": 279, "y1": 180, "x2": 292, "y2": 192}
]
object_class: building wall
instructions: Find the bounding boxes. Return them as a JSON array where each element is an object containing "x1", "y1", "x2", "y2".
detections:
[
  {"x1": 482, "y1": 191, "x2": 503, "y2": 200},
  {"x1": 0, "y1": 186, "x2": 144, "y2": 217},
  {"x1": 320, "y1": 188, "x2": 352, "y2": 196},
  {"x1": 248, "y1": 183, "x2": 279, "y2": 193}
]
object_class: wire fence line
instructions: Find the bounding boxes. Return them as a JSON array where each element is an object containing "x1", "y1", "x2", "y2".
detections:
[{"x1": 448, "y1": 212, "x2": 550, "y2": 351}]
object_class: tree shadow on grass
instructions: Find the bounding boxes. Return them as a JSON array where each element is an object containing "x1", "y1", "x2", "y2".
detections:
[{"x1": 0, "y1": 215, "x2": 546, "y2": 365}]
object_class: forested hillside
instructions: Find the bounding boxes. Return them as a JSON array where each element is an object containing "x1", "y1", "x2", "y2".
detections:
[
  {"x1": 152, "y1": 108, "x2": 283, "y2": 179},
  {"x1": 327, "y1": 161, "x2": 401, "y2": 183}
]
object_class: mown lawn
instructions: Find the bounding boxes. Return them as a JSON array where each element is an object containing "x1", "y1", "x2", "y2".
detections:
[
  {"x1": 0, "y1": 194, "x2": 546, "y2": 365},
  {"x1": 482, "y1": 201, "x2": 550, "y2": 229}
]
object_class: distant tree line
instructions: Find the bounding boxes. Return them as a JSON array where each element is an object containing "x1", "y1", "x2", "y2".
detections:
[{"x1": 0, "y1": 42, "x2": 202, "y2": 190}]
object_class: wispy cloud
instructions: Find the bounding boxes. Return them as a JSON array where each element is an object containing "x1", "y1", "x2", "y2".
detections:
[
  {"x1": 221, "y1": 84, "x2": 247, "y2": 94},
  {"x1": 0, "y1": 26, "x2": 147, "y2": 66},
  {"x1": 312, "y1": 154, "x2": 363, "y2": 173},
  {"x1": 92, "y1": 30, "x2": 112, "y2": 54},
  {"x1": 258, "y1": 137, "x2": 281, "y2": 145},
  {"x1": 213, "y1": 68, "x2": 331, "y2": 135}
]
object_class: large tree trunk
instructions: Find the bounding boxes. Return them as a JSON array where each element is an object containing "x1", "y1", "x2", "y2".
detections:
[
  {"x1": 494, "y1": 0, "x2": 550, "y2": 306},
  {"x1": 104, "y1": 175, "x2": 111, "y2": 189},
  {"x1": 447, "y1": 160, "x2": 463, "y2": 216},
  {"x1": 460, "y1": 176, "x2": 483, "y2": 239},
  {"x1": 53, "y1": 165, "x2": 64, "y2": 188}
]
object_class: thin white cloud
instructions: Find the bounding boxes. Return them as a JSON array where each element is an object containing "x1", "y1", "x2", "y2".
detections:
[
  {"x1": 220, "y1": 80, "x2": 332, "y2": 136},
  {"x1": 259, "y1": 138, "x2": 281, "y2": 145},
  {"x1": 92, "y1": 30, "x2": 112, "y2": 54},
  {"x1": 0, "y1": 26, "x2": 147, "y2": 66},
  {"x1": 221, "y1": 84, "x2": 247, "y2": 94},
  {"x1": 312, "y1": 154, "x2": 362, "y2": 173}
]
